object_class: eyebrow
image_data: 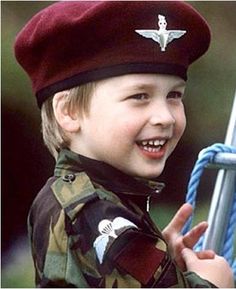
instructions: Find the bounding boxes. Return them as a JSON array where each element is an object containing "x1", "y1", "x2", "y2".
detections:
[
  {"x1": 127, "y1": 84, "x2": 153, "y2": 90},
  {"x1": 120, "y1": 80, "x2": 186, "y2": 92},
  {"x1": 172, "y1": 80, "x2": 186, "y2": 90}
]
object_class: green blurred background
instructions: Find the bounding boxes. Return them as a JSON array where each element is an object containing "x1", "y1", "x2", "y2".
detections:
[{"x1": 2, "y1": 1, "x2": 236, "y2": 287}]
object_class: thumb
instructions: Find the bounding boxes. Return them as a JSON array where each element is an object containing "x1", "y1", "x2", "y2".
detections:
[{"x1": 182, "y1": 248, "x2": 197, "y2": 265}]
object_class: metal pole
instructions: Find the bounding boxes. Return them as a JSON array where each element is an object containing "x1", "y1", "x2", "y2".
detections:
[
  {"x1": 202, "y1": 93, "x2": 236, "y2": 253},
  {"x1": 208, "y1": 153, "x2": 236, "y2": 170}
]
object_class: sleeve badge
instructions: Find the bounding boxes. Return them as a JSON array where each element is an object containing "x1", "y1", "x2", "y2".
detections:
[{"x1": 93, "y1": 217, "x2": 138, "y2": 264}]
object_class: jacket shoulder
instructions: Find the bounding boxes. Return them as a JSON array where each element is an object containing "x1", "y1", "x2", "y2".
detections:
[{"x1": 51, "y1": 171, "x2": 121, "y2": 220}]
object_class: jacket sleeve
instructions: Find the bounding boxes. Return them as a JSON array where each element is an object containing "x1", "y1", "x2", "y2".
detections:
[
  {"x1": 68, "y1": 199, "x2": 218, "y2": 288},
  {"x1": 184, "y1": 272, "x2": 217, "y2": 288}
]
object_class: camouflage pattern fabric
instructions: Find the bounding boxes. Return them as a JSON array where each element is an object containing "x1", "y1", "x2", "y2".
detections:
[{"x1": 28, "y1": 149, "x2": 217, "y2": 287}]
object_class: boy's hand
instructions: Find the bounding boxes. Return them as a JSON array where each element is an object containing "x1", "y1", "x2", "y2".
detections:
[
  {"x1": 182, "y1": 248, "x2": 234, "y2": 288},
  {"x1": 162, "y1": 203, "x2": 214, "y2": 270}
]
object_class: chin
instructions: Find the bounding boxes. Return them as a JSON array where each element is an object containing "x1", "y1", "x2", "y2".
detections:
[
  {"x1": 120, "y1": 160, "x2": 165, "y2": 179},
  {"x1": 135, "y1": 167, "x2": 164, "y2": 179},
  {"x1": 142, "y1": 172, "x2": 162, "y2": 179}
]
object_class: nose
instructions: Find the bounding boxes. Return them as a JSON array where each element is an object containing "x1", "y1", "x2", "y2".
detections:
[{"x1": 148, "y1": 102, "x2": 175, "y2": 128}]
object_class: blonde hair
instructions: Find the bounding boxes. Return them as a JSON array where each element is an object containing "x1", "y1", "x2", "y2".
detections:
[{"x1": 41, "y1": 83, "x2": 96, "y2": 159}]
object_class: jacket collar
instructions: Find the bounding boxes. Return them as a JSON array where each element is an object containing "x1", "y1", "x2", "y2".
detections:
[{"x1": 54, "y1": 149, "x2": 165, "y2": 197}]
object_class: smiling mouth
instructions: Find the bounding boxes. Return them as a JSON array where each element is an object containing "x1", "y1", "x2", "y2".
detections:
[{"x1": 136, "y1": 139, "x2": 167, "y2": 153}]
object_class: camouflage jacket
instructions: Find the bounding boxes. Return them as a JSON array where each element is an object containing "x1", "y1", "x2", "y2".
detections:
[{"x1": 28, "y1": 149, "x2": 217, "y2": 288}]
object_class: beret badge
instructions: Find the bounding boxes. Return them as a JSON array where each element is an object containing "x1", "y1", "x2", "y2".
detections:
[{"x1": 135, "y1": 14, "x2": 187, "y2": 52}]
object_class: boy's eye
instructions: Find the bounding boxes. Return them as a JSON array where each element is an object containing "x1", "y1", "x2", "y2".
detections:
[
  {"x1": 128, "y1": 93, "x2": 149, "y2": 101},
  {"x1": 167, "y1": 91, "x2": 183, "y2": 99}
]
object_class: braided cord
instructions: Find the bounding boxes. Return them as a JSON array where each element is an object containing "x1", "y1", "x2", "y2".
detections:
[{"x1": 182, "y1": 143, "x2": 236, "y2": 277}]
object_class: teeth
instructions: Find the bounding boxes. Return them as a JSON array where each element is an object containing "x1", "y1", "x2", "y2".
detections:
[
  {"x1": 159, "y1": 140, "x2": 165, "y2": 146},
  {"x1": 143, "y1": 146, "x2": 161, "y2": 152},
  {"x1": 141, "y1": 139, "x2": 166, "y2": 147}
]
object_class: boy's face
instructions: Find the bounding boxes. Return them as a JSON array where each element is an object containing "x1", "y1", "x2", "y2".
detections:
[{"x1": 72, "y1": 74, "x2": 186, "y2": 178}]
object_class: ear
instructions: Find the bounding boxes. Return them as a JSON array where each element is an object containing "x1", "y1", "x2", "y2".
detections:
[{"x1": 53, "y1": 91, "x2": 80, "y2": 133}]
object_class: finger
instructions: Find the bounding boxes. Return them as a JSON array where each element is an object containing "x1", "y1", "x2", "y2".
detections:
[
  {"x1": 181, "y1": 248, "x2": 198, "y2": 265},
  {"x1": 175, "y1": 254, "x2": 187, "y2": 271},
  {"x1": 183, "y1": 221, "x2": 208, "y2": 248},
  {"x1": 163, "y1": 203, "x2": 193, "y2": 236},
  {"x1": 196, "y1": 250, "x2": 215, "y2": 259}
]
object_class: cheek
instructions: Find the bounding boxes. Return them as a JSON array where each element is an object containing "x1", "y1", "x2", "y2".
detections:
[
  {"x1": 115, "y1": 117, "x2": 142, "y2": 141},
  {"x1": 174, "y1": 108, "x2": 186, "y2": 138},
  {"x1": 88, "y1": 115, "x2": 132, "y2": 144}
]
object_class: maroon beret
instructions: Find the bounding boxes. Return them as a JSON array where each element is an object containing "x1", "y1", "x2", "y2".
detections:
[{"x1": 14, "y1": 1, "x2": 211, "y2": 108}]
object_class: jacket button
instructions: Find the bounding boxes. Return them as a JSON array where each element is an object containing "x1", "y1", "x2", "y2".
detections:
[{"x1": 62, "y1": 173, "x2": 76, "y2": 183}]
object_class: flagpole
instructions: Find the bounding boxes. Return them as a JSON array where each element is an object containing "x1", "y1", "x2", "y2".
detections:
[{"x1": 202, "y1": 93, "x2": 236, "y2": 253}]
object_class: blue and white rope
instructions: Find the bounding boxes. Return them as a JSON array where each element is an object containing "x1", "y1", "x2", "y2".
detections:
[{"x1": 182, "y1": 143, "x2": 236, "y2": 277}]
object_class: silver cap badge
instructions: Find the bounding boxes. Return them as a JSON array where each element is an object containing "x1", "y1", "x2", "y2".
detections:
[{"x1": 135, "y1": 14, "x2": 186, "y2": 52}]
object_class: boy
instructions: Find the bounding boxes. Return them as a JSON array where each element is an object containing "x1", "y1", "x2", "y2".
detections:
[{"x1": 14, "y1": 1, "x2": 233, "y2": 287}]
